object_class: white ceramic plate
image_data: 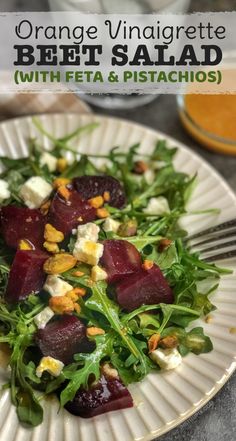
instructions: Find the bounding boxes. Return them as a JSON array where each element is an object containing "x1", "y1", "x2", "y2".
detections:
[{"x1": 0, "y1": 113, "x2": 236, "y2": 441}]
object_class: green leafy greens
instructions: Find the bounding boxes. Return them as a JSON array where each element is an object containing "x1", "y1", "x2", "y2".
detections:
[{"x1": 0, "y1": 121, "x2": 231, "y2": 427}]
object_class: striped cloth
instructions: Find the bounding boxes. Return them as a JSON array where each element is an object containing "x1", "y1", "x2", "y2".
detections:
[{"x1": 0, "y1": 92, "x2": 91, "y2": 120}]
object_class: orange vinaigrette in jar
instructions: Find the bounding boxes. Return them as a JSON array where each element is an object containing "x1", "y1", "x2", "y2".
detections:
[{"x1": 178, "y1": 66, "x2": 236, "y2": 155}]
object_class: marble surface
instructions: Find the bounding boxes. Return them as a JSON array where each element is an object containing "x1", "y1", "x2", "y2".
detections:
[
  {"x1": 0, "y1": 0, "x2": 236, "y2": 11},
  {"x1": 0, "y1": 1, "x2": 235, "y2": 441}
]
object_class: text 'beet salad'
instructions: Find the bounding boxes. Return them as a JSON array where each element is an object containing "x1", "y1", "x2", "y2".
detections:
[{"x1": 0, "y1": 119, "x2": 229, "y2": 427}]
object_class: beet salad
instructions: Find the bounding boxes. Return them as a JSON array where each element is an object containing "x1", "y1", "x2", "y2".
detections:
[{"x1": 0, "y1": 119, "x2": 228, "y2": 427}]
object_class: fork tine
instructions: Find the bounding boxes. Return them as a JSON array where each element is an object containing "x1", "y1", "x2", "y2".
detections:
[
  {"x1": 187, "y1": 218, "x2": 236, "y2": 262},
  {"x1": 186, "y1": 219, "x2": 236, "y2": 241},
  {"x1": 189, "y1": 228, "x2": 236, "y2": 247},
  {"x1": 196, "y1": 239, "x2": 236, "y2": 254},
  {"x1": 203, "y1": 248, "x2": 236, "y2": 262}
]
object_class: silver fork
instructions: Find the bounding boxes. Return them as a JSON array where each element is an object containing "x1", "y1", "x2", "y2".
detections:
[{"x1": 185, "y1": 219, "x2": 236, "y2": 262}]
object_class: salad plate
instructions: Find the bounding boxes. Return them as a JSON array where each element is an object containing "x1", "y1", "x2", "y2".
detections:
[{"x1": 0, "y1": 113, "x2": 236, "y2": 441}]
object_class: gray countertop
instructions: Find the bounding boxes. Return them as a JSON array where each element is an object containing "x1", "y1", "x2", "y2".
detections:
[{"x1": 0, "y1": 1, "x2": 235, "y2": 441}]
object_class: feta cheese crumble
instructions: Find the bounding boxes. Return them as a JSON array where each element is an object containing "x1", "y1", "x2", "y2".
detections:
[
  {"x1": 144, "y1": 196, "x2": 170, "y2": 216},
  {"x1": 36, "y1": 356, "x2": 64, "y2": 378},
  {"x1": 103, "y1": 217, "x2": 121, "y2": 233},
  {"x1": 150, "y1": 348, "x2": 182, "y2": 370},
  {"x1": 91, "y1": 265, "x2": 107, "y2": 281},
  {"x1": 20, "y1": 176, "x2": 52, "y2": 209},
  {"x1": 43, "y1": 275, "x2": 73, "y2": 297},
  {"x1": 73, "y1": 239, "x2": 104, "y2": 266},
  {"x1": 34, "y1": 307, "x2": 54, "y2": 329},
  {"x1": 77, "y1": 222, "x2": 100, "y2": 242},
  {"x1": 40, "y1": 151, "x2": 57, "y2": 172},
  {"x1": 0, "y1": 179, "x2": 10, "y2": 202}
]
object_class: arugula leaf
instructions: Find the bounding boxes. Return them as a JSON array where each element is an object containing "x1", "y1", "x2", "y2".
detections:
[
  {"x1": 32, "y1": 117, "x2": 99, "y2": 155},
  {"x1": 85, "y1": 281, "x2": 147, "y2": 364},
  {"x1": 184, "y1": 327, "x2": 213, "y2": 354},
  {"x1": 151, "y1": 140, "x2": 177, "y2": 163},
  {"x1": 120, "y1": 235, "x2": 162, "y2": 251},
  {"x1": 61, "y1": 155, "x2": 100, "y2": 179},
  {"x1": 121, "y1": 302, "x2": 200, "y2": 339},
  {"x1": 182, "y1": 253, "x2": 231, "y2": 276},
  {"x1": 111, "y1": 352, "x2": 140, "y2": 384},
  {"x1": 161, "y1": 326, "x2": 213, "y2": 356},
  {"x1": 60, "y1": 334, "x2": 112, "y2": 406},
  {"x1": 139, "y1": 313, "x2": 160, "y2": 330},
  {"x1": 22, "y1": 361, "x2": 41, "y2": 384},
  {"x1": 0, "y1": 299, "x2": 45, "y2": 427},
  {"x1": 3, "y1": 170, "x2": 25, "y2": 204},
  {"x1": 153, "y1": 242, "x2": 178, "y2": 270},
  {"x1": 0, "y1": 262, "x2": 10, "y2": 295},
  {"x1": 170, "y1": 312, "x2": 199, "y2": 327},
  {"x1": 0, "y1": 140, "x2": 56, "y2": 204},
  {"x1": 121, "y1": 305, "x2": 161, "y2": 325},
  {"x1": 192, "y1": 291, "x2": 217, "y2": 316},
  {"x1": 10, "y1": 335, "x2": 44, "y2": 427},
  {"x1": 16, "y1": 388, "x2": 43, "y2": 427},
  {"x1": 133, "y1": 165, "x2": 174, "y2": 208}
]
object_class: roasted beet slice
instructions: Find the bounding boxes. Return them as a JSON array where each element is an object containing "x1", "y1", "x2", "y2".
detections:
[
  {"x1": 5, "y1": 250, "x2": 48, "y2": 303},
  {"x1": 65, "y1": 374, "x2": 133, "y2": 418},
  {"x1": 116, "y1": 264, "x2": 174, "y2": 311},
  {"x1": 100, "y1": 240, "x2": 142, "y2": 283},
  {"x1": 73, "y1": 176, "x2": 126, "y2": 208},
  {"x1": 0, "y1": 206, "x2": 45, "y2": 249},
  {"x1": 47, "y1": 189, "x2": 96, "y2": 236},
  {"x1": 35, "y1": 315, "x2": 92, "y2": 365}
]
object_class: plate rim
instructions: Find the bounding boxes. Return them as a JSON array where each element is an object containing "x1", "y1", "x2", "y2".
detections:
[
  {"x1": 1, "y1": 111, "x2": 235, "y2": 204},
  {"x1": 0, "y1": 112, "x2": 235, "y2": 441}
]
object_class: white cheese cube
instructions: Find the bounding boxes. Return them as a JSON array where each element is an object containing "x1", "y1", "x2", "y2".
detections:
[
  {"x1": 77, "y1": 223, "x2": 100, "y2": 242},
  {"x1": 0, "y1": 179, "x2": 10, "y2": 202},
  {"x1": 34, "y1": 307, "x2": 54, "y2": 329},
  {"x1": 144, "y1": 169, "x2": 155, "y2": 185},
  {"x1": 20, "y1": 176, "x2": 52, "y2": 209},
  {"x1": 43, "y1": 275, "x2": 73, "y2": 297},
  {"x1": 144, "y1": 196, "x2": 170, "y2": 216},
  {"x1": 150, "y1": 348, "x2": 182, "y2": 370},
  {"x1": 40, "y1": 151, "x2": 57, "y2": 172},
  {"x1": 103, "y1": 217, "x2": 121, "y2": 233},
  {"x1": 36, "y1": 356, "x2": 64, "y2": 378},
  {"x1": 73, "y1": 239, "x2": 104, "y2": 266},
  {"x1": 91, "y1": 265, "x2": 107, "y2": 282}
]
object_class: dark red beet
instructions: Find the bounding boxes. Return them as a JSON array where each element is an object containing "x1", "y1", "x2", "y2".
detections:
[
  {"x1": 100, "y1": 240, "x2": 142, "y2": 283},
  {"x1": 35, "y1": 315, "x2": 92, "y2": 365},
  {"x1": 116, "y1": 264, "x2": 174, "y2": 311},
  {"x1": 0, "y1": 206, "x2": 46, "y2": 249},
  {"x1": 65, "y1": 374, "x2": 133, "y2": 418},
  {"x1": 47, "y1": 189, "x2": 96, "y2": 236},
  {"x1": 5, "y1": 250, "x2": 48, "y2": 303},
  {"x1": 73, "y1": 176, "x2": 126, "y2": 208}
]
